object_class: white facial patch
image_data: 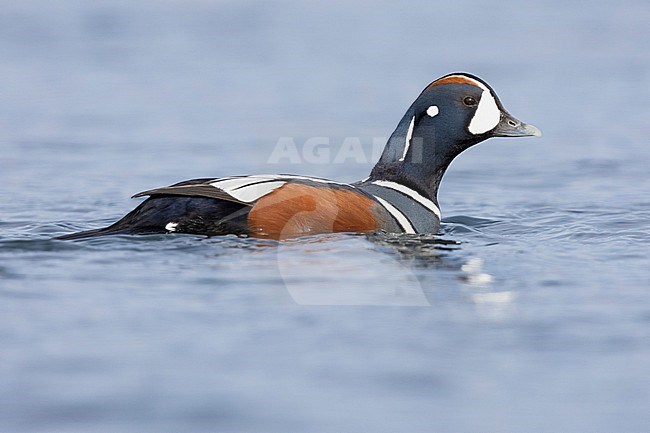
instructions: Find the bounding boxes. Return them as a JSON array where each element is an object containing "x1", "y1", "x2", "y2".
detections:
[
  {"x1": 426, "y1": 105, "x2": 439, "y2": 117},
  {"x1": 468, "y1": 89, "x2": 501, "y2": 135}
]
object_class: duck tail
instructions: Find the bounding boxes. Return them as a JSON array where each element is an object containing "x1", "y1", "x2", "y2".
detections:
[{"x1": 54, "y1": 225, "x2": 134, "y2": 240}]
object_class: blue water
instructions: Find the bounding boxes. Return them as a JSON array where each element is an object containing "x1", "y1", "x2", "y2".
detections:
[{"x1": 2, "y1": 1, "x2": 650, "y2": 432}]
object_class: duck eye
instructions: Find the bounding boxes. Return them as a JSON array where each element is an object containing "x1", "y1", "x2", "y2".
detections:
[{"x1": 463, "y1": 96, "x2": 478, "y2": 107}]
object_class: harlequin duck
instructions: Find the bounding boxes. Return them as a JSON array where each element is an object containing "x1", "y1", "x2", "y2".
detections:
[{"x1": 57, "y1": 72, "x2": 541, "y2": 240}]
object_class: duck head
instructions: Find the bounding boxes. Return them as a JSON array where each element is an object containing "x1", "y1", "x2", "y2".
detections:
[{"x1": 370, "y1": 72, "x2": 541, "y2": 200}]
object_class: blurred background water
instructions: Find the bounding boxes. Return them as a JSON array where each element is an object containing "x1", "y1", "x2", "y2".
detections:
[{"x1": 1, "y1": 1, "x2": 649, "y2": 432}]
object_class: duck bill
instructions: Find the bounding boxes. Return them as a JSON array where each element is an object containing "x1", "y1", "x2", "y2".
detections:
[{"x1": 492, "y1": 112, "x2": 542, "y2": 137}]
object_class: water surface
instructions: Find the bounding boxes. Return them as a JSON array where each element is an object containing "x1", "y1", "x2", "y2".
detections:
[{"x1": 1, "y1": 1, "x2": 649, "y2": 432}]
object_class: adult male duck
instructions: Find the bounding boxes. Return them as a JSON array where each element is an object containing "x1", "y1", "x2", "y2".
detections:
[{"x1": 57, "y1": 73, "x2": 541, "y2": 241}]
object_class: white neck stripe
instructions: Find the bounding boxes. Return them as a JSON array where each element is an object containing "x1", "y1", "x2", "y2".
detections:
[
  {"x1": 373, "y1": 195, "x2": 415, "y2": 234},
  {"x1": 372, "y1": 180, "x2": 441, "y2": 219},
  {"x1": 398, "y1": 115, "x2": 415, "y2": 162}
]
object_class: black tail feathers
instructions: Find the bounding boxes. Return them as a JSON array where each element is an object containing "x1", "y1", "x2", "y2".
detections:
[{"x1": 54, "y1": 225, "x2": 136, "y2": 240}]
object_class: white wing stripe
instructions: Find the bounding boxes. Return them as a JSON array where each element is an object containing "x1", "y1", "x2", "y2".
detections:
[
  {"x1": 373, "y1": 196, "x2": 415, "y2": 234},
  {"x1": 209, "y1": 177, "x2": 262, "y2": 190},
  {"x1": 371, "y1": 180, "x2": 441, "y2": 219},
  {"x1": 208, "y1": 174, "x2": 354, "y2": 203},
  {"x1": 226, "y1": 181, "x2": 287, "y2": 202}
]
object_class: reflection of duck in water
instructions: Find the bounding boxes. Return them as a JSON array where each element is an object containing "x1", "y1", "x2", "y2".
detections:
[{"x1": 57, "y1": 73, "x2": 540, "y2": 241}]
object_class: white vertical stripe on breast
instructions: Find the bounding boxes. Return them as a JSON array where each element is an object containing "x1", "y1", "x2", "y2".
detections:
[
  {"x1": 371, "y1": 180, "x2": 441, "y2": 219},
  {"x1": 373, "y1": 196, "x2": 416, "y2": 234}
]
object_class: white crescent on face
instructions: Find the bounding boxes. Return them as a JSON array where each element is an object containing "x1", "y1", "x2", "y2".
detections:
[
  {"x1": 468, "y1": 89, "x2": 501, "y2": 135},
  {"x1": 441, "y1": 74, "x2": 502, "y2": 135},
  {"x1": 463, "y1": 78, "x2": 501, "y2": 135}
]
